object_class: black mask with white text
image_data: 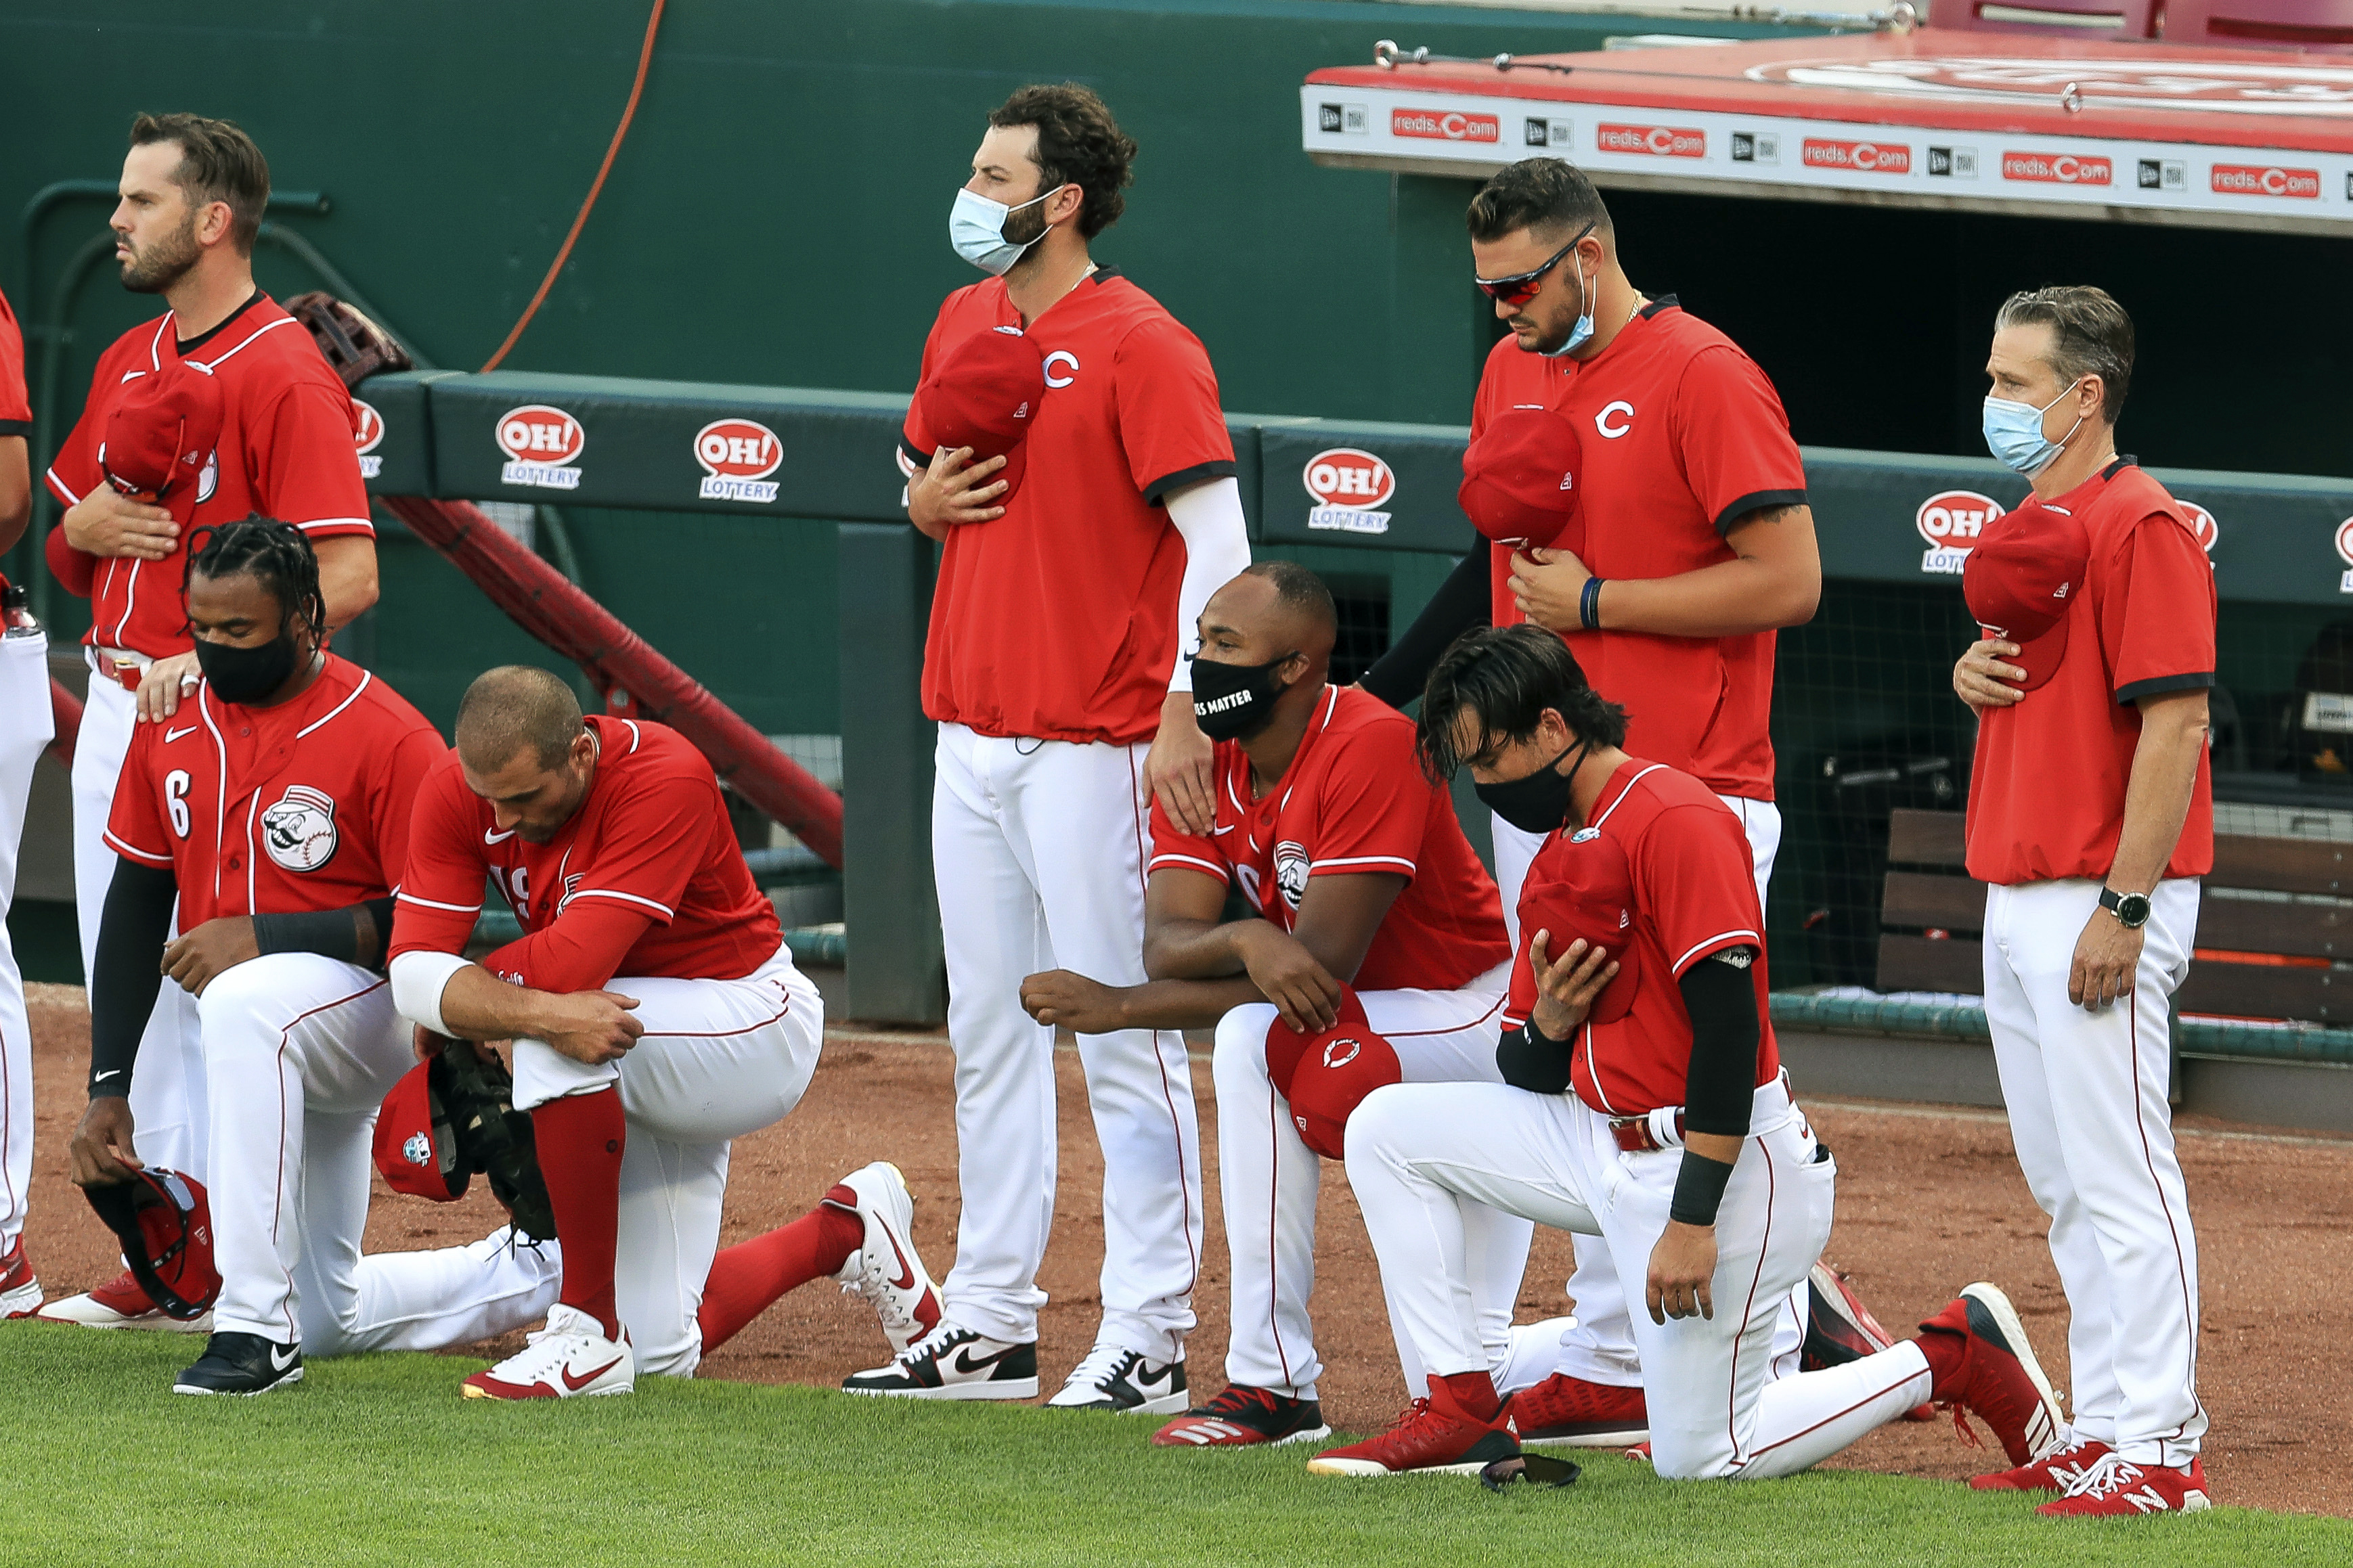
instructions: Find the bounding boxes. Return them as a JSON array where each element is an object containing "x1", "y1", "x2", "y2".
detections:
[{"x1": 1189, "y1": 652, "x2": 1295, "y2": 742}]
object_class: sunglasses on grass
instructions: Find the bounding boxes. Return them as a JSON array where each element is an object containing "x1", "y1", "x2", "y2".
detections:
[{"x1": 1473, "y1": 223, "x2": 1595, "y2": 309}]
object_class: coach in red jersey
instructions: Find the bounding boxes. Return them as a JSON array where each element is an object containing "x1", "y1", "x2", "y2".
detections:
[
  {"x1": 885, "y1": 85, "x2": 1252, "y2": 1409},
  {"x1": 1013, "y1": 564, "x2": 1513, "y2": 1441},
  {"x1": 61, "y1": 520, "x2": 556, "y2": 1389},
  {"x1": 1948, "y1": 288, "x2": 2215, "y2": 1517},
  {"x1": 0, "y1": 279, "x2": 45, "y2": 1318},
  {"x1": 41, "y1": 114, "x2": 379, "y2": 1218}
]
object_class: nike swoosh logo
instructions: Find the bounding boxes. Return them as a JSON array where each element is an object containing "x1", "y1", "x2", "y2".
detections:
[
  {"x1": 93, "y1": 1070, "x2": 122, "y2": 1082},
  {"x1": 485, "y1": 828, "x2": 516, "y2": 845},
  {"x1": 951, "y1": 1344, "x2": 1024, "y2": 1376},
  {"x1": 885, "y1": 1233, "x2": 917, "y2": 1293},
  {"x1": 563, "y1": 1354, "x2": 623, "y2": 1391},
  {"x1": 269, "y1": 1345, "x2": 297, "y2": 1371},
  {"x1": 165, "y1": 725, "x2": 197, "y2": 742}
]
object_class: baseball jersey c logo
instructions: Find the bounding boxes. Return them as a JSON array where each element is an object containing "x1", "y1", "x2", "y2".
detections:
[
  {"x1": 1042, "y1": 351, "x2": 1080, "y2": 388},
  {"x1": 1595, "y1": 401, "x2": 1636, "y2": 439}
]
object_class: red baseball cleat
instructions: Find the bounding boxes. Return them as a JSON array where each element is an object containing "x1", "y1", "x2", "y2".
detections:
[
  {"x1": 1306, "y1": 1379, "x2": 1522, "y2": 1477},
  {"x1": 1972, "y1": 1438, "x2": 2113, "y2": 1493},
  {"x1": 2037, "y1": 1454, "x2": 2211, "y2": 1517},
  {"x1": 462, "y1": 1304, "x2": 635, "y2": 1399},
  {"x1": 0, "y1": 1236, "x2": 41, "y2": 1319},
  {"x1": 35, "y1": 1267, "x2": 211, "y2": 1332},
  {"x1": 1153, "y1": 1385, "x2": 1331, "y2": 1448},
  {"x1": 1803, "y1": 1260, "x2": 1933, "y2": 1421},
  {"x1": 1918, "y1": 1282, "x2": 2066, "y2": 1467},
  {"x1": 1501, "y1": 1372, "x2": 1648, "y2": 1448}
]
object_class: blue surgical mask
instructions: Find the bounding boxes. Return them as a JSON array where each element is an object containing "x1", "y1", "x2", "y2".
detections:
[
  {"x1": 949, "y1": 186, "x2": 1057, "y2": 277},
  {"x1": 1982, "y1": 378, "x2": 2084, "y2": 477},
  {"x1": 1541, "y1": 253, "x2": 1598, "y2": 359}
]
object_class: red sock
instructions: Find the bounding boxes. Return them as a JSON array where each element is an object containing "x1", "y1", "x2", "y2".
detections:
[
  {"x1": 695, "y1": 1186, "x2": 865, "y2": 1355},
  {"x1": 1915, "y1": 1328, "x2": 1966, "y2": 1402},
  {"x1": 532, "y1": 1088, "x2": 628, "y2": 1339},
  {"x1": 1439, "y1": 1370, "x2": 1501, "y2": 1423}
]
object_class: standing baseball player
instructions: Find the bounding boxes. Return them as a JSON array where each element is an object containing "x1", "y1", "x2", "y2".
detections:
[
  {"x1": 41, "y1": 116, "x2": 379, "y2": 1328},
  {"x1": 1010, "y1": 563, "x2": 1512, "y2": 1441},
  {"x1": 1357, "y1": 156, "x2": 1822, "y2": 1435},
  {"x1": 0, "y1": 279, "x2": 47, "y2": 1318},
  {"x1": 62, "y1": 520, "x2": 558, "y2": 1391},
  {"x1": 892, "y1": 84, "x2": 1250, "y2": 1404},
  {"x1": 388, "y1": 667, "x2": 939, "y2": 1397},
  {"x1": 1318, "y1": 625, "x2": 2063, "y2": 1479},
  {"x1": 1951, "y1": 288, "x2": 2214, "y2": 1517}
]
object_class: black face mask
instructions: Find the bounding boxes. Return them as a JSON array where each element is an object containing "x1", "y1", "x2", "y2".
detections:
[
  {"x1": 195, "y1": 629, "x2": 302, "y2": 706},
  {"x1": 1190, "y1": 652, "x2": 1296, "y2": 742},
  {"x1": 1475, "y1": 742, "x2": 1590, "y2": 836}
]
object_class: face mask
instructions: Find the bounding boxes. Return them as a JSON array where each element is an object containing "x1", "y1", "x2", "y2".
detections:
[
  {"x1": 196, "y1": 628, "x2": 301, "y2": 705},
  {"x1": 1475, "y1": 742, "x2": 1589, "y2": 836},
  {"x1": 1190, "y1": 652, "x2": 1295, "y2": 742},
  {"x1": 1982, "y1": 378, "x2": 2084, "y2": 477},
  {"x1": 1540, "y1": 253, "x2": 1598, "y2": 360},
  {"x1": 950, "y1": 186, "x2": 1058, "y2": 277}
]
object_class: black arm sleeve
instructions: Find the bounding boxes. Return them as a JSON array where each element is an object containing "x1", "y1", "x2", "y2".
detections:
[
  {"x1": 1677, "y1": 951, "x2": 1761, "y2": 1137},
  {"x1": 1496, "y1": 1018, "x2": 1577, "y2": 1094},
  {"x1": 1358, "y1": 537, "x2": 1493, "y2": 709},
  {"x1": 88, "y1": 859, "x2": 180, "y2": 1098},
  {"x1": 250, "y1": 896, "x2": 397, "y2": 971}
]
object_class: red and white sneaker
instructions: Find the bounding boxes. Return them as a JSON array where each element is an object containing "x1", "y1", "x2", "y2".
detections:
[
  {"x1": 2037, "y1": 1453, "x2": 2211, "y2": 1517},
  {"x1": 462, "y1": 1304, "x2": 635, "y2": 1399},
  {"x1": 1501, "y1": 1373, "x2": 1648, "y2": 1448},
  {"x1": 1306, "y1": 1380, "x2": 1522, "y2": 1477},
  {"x1": 35, "y1": 1268, "x2": 212, "y2": 1332},
  {"x1": 1803, "y1": 1260, "x2": 1933, "y2": 1421},
  {"x1": 1972, "y1": 1438, "x2": 2113, "y2": 1494},
  {"x1": 1, "y1": 1237, "x2": 41, "y2": 1319},
  {"x1": 825, "y1": 1161, "x2": 942, "y2": 1353},
  {"x1": 1918, "y1": 1282, "x2": 2066, "y2": 1467},
  {"x1": 1154, "y1": 1385, "x2": 1331, "y2": 1448}
]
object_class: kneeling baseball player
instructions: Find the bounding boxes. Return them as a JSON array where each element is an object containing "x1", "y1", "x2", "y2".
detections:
[
  {"x1": 64, "y1": 520, "x2": 560, "y2": 1393},
  {"x1": 389, "y1": 667, "x2": 940, "y2": 1398},
  {"x1": 1315, "y1": 626, "x2": 2065, "y2": 1478},
  {"x1": 1013, "y1": 563, "x2": 1519, "y2": 1442}
]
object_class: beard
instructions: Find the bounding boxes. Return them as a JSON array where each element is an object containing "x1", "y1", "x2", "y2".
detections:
[
  {"x1": 1001, "y1": 195, "x2": 1052, "y2": 249},
  {"x1": 119, "y1": 212, "x2": 202, "y2": 294}
]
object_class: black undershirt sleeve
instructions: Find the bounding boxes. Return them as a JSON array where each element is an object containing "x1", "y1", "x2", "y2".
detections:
[
  {"x1": 1359, "y1": 537, "x2": 1493, "y2": 709},
  {"x1": 87, "y1": 859, "x2": 180, "y2": 1098},
  {"x1": 1677, "y1": 951, "x2": 1761, "y2": 1138},
  {"x1": 1496, "y1": 1018, "x2": 1577, "y2": 1094},
  {"x1": 250, "y1": 896, "x2": 397, "y2": 971}
]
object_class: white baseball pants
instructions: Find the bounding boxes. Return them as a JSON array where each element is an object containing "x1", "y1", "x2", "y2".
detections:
[
  {"x1": 0, "y1": 627, "x2": 51, "y2": 1251},
  {"x1": 1491, "y1": 799, "x2": 1802, "y2": 1390},
  {"x1": 1211, "y1": 962, "x2": 1517, "y2": 1399},
  {"x1": 931, "y1": 722, "x2": 1204, "y2": 1358},
  {"x1": 1983, "y1": 876, "x2": 2205, "y2": 1466},
  {"x1": 200, "y1": 953, "x2": 560, "y2": 1351},
  {"x1": 74, "y1": 661, "x2": 204, "y2": 1182},
  {"x1": 509, "y1": 945, "x2": 822, "y2": 1376},
  {"x1": 1349, "y1": 1075, "x2": 1931, "y2": 1479}
]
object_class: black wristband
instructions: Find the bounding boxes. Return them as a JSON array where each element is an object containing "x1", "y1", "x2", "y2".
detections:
[
  {"x1": 250, "y1": 896, "x2": 395, "y2": 970},
  {"x1": 1579, "y1": 576, "x2": 1605, "y2": 631},
  {"x1": 1668, "y1": 1150, "x2": 1735, "y2": 1228}
]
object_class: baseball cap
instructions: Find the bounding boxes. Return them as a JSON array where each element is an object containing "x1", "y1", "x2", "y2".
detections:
[
  {"x1": 372, "y1": 1058, "x2": 469, "y2": 1203},
  {"x1": 1459, "y1": 407, "x2": 1584, "y2": 554},
  {"x1": 1262, "y1": 985, "x2": 1369, "y2": 1100},
  {"x1": 102, "y1": 361, "x2": 224, "y2": 518},
  {"x1": 1515, "y1": 824, "x2": 1642, "y2": 1025},
  {"x1": 1283, "y1": 1024, "x2": 1403, "y2": 1160},
  {"x1": 913, "y1": 323, "x2": 1044, "y2": 503},
  {"x1": 1962, "y1": 497, "x2": 2090, "y2": 693},
  {"x1": 81, "y1": 1167, "x2": 221, "y2": 1320}
]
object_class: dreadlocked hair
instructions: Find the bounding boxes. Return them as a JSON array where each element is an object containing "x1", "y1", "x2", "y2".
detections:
[{"x1": 188, "y1": 515, "x2": 328, "y2": 646}]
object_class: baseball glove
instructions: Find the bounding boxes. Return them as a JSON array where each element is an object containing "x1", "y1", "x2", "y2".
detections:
[
  {"x1": 285, "y1": 291, "x2": 412, "y2": 393},
  {"x1": 433, "y1": 1048, "x2": 559, "y2": 1245}
]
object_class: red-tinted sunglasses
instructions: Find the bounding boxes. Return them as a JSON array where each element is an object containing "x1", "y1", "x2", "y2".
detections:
[{"x1": 1474, "y1": 223, "x2": 1595, "y2": 309}]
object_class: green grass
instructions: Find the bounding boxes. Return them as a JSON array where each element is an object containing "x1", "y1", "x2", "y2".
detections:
[{"x1": 2, "y1": 1330, "x2": 2344, "y2": 1568}]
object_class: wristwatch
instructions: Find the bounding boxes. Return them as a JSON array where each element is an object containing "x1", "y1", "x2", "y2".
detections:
[{"x1": 2098, "y1": 886, "x2": 2153, "y2": 929}]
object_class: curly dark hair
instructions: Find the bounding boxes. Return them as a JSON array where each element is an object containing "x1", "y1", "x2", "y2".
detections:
[
  {"x1": 187, "y1": 515, "x2": 326, "y2": 647},
  {"x1": 990, "y1": 84, "x2": 1137, "y2": 240},
  {"x1": 1415, "y1": 625, "x2": 1629, "y2": 782}
]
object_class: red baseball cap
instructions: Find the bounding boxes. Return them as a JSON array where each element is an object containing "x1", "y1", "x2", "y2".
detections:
[
  {"x1": 1459, "y1": 407, "x2": 1584, "y2": 554},
  {"x1": 1962, "y1": 497, "x2": 2090, "y2": 693},
  {"x1": 1262, "y1": 986, "x2": 1368, "y2": 1100},
  {"x1": 1515, "y1": 824, "x2": 1642, "y2": 1025},
  {"x1": 1283, "y1": 1024, "x2": 1403, "y2": 1160},
  {"x1": 372, "y1": 1059, "x2": 468, "y2": 1202},
  {"x1": 915, "y1": 324, "x2": 1044, "y2": 503},
  {"x1": 102, "y1": 361, "x2": 224, "y2": 518}
]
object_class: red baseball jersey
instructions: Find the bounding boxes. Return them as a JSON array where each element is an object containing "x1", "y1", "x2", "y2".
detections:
[
  {"x1": 0, "y1": 282, "x2": 28, "y2": 431},
  {"x1": 1505, "y1": 759, "x2": 1780, "y2": 1119},
  {"x1": 104, "y1": 655, "x2": 443, "y2": 924},
  {"x1": 45, "y1": 293, "x2": 374, "y2": 658},
  {"x1": 1966, "y1": 461, "x2": 2216, "y2": 886},
  {"x1": 1473, "y1": 300, "x2": 1806, "y2": 801},
  {"x1": 1147, "y1": 684, "x2": 1509, "y2": 994},
  {"x1": 391, "y1": 715, "x2": 783, "y2": 991},
  {"x1": 903, "y1": 269, "x2": 1235, "y2": 746}
]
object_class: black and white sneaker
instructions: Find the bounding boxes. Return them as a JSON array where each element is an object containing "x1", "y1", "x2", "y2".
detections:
[
  {"x1": 1044, "y1": 1343, "x2": 1188, "y2": 1415},
  {"x1": 173, "y1": 1332, "x2": 304, "y2": 1396},
  {"x1": 1153, "y1": 1385, "x2": 1331, "y2": 1447},
  {"x1": 842, "y1": 1321, "x2": 1039, "y2": 1401}
]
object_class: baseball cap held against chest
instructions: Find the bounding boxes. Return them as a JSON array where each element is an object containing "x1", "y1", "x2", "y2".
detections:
[
  {"x1": 1517, "y1": 824, "x2": 1642, "y2": 1025},
  {"x1": 102, "y1": 361, "x2": 224, "y2": 516},
  {"x1": 1459, "y1": 407, "x2": 1585, "y2": 554},
  {"x1": 1962, "y1": 497, "x2": 2090, "y2": 693},
  {"x1": 915, "y1": 324, "x2": 1045, "y2": 502}
]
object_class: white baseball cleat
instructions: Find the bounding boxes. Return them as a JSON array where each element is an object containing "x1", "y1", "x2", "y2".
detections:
[
  {"x1": 35, "y1": 1268, "x2": 211, "y2": 1332},
  {"x1": 825, "y1": 1161, "x2": 943, "y2": 1353},
  {"x1": 1046, "y1": 1343, "x2": 1189, "y2": 1415},
  {"x1": 462, "y1": 1304, "x2": 635, "y2": 1399}
]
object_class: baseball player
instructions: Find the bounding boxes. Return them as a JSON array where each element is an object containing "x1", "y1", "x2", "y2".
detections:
[
  {"x1": 388, "y1": 667, "x2": 936, "y2": 1397},
  {"x1": 1010, "y1": 563, "x2": 1512, "y2": 1441},
  {"x1": 41, "y1": 116, "x2": 379, "y2": 1328},
  {"x1": 0, "y1": 279, "x2": 45, "y2": 1318},
  {"x1": 1319, "y1": 625, "x2": 2064, "y2": 1479},
  {"x1": 892, "y1": 83, "x2": 1250, "y2": 1405},
  {"x1": 1950, "y1": 288, "x2": 2214, "y2": 1517},
  {"x1": 62, "y1": 520, "x2": 555, "y2": 1392},
  {"x1": 1357, "y1": 156, "x2": 1823, "y2": 1436}
]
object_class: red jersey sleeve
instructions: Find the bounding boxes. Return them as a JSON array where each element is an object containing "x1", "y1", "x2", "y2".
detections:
[
  {"x1": 368, "y1": 727, "x2": 447, "y2": 891},
  {"x1": 1112, "y1": 316, "x2": 1235, "y2": 504},
  {"x1": 102, "y1": 731, "x2": 174, "y2": 868},
  {"x1": 389, "y1": 765, "x2": 489, "y2": 958},
  {"x1": 0, "y1": 287, "x2": 29, "y2": 429},
  {"x1": 45, "y1": 525, "x2": 97, "y2": 598},
  {"x1": 1308, "y1": 726, "x2": 1428, "y2": 882},
  {"x1": 2104, "y1": 513, "x2": 2218, "y2": 706},
  {"x1": 248, "y1": 380, "x2": 373, "y2": 535},
  {"x1": 1638, "y1": 804, "x2": 1765, "y2": 977},
  {"x1": 45, "y1": 354, "x2": 112, "y2": 508},
  {"x1": 1146, "y1": 794, "x2": 1229, "y2": 885},
  {"x1": 1671, "y1": 345, "x2": 1808, "y2": 537},
  {"x1": 481, "y1": 903, "x2": 657, "y2": 995}
]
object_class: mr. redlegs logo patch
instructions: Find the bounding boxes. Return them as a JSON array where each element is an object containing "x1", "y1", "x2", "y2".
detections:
[
  {"x1": 496, "y1": 405, "x2": 585, "y2": 491},
  {"x1": 695, "y1": 418, "x2": 783, "y2": 504},
  {"x1": 1304, "y1": 448, "x2": 1394, "y2": 535},
  {"x1": 1916, "y1": 489, "x2": 2004, "y2": 575}
]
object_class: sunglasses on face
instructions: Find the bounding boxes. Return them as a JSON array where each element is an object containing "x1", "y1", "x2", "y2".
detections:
[{"x1": 1474, "y1": 223, "x2": 1596, "y2": 309}]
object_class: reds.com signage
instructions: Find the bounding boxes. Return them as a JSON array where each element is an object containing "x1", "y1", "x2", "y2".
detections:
[
  {"x1": 2001, "y1": 151, "x2": 2112, "y2": 186},
  {"x1": 1391, "y1": 108, "x2": 1498, "y2": 143},
  {"x1": 2211, "y1": 164, "x2": 2321, "y2": 199},
  {"x1": 496, "y1": 405, "x2": 585, "y2": 490},
  {"x1": 1597, "y1": 123, "x2": 1706, "y2": 158},
  {"x1": 1803, "y1": 138, "x2": 1910, "y2": 174},
  {"x1": 1304, "y1": 447, "x2": 1395, "y2": 535},
  {"x1": 693, "y1": 418, "x2": 783, "y2": 503},
  {"x1": 1916, "y1": 489, "x2": 2006, "y2": 575}
]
